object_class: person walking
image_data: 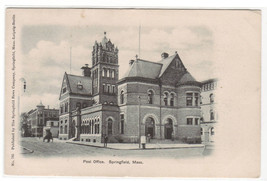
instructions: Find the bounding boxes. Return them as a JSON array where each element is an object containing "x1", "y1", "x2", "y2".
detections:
[{"x1": 104, "y1": 135, "x2": 108, "y2": 147}]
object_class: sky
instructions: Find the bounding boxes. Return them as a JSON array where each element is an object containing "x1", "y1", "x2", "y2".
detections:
[{"x1": 17, "y1": 9, "x2": 260, "y2": 113}]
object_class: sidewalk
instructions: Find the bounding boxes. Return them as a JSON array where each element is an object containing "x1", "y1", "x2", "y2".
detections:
[{"x1": 66, "y1": 140, "x2": 205, "y2": 150}]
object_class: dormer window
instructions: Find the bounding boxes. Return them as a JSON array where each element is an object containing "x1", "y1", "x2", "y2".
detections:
[{"x1": 77, "y1": 81, "x2": 83, "y2": 89}]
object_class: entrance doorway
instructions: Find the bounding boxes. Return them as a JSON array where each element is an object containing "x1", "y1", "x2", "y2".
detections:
[
  {"x1": 145, "y1": 117, "x2": 155, "y2": 138},
  {"x1": 165, "y1": 118, "x2": 173, "y2": 139}
]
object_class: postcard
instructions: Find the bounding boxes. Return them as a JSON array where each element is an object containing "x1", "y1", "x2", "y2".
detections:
[{"x1": 4, "y1": 8, "x2": 261, "y2": 177}]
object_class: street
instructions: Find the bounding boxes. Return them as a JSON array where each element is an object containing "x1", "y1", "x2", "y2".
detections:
[{"x1": 20, "y1": 137, "x2": 213, "y2": 158}]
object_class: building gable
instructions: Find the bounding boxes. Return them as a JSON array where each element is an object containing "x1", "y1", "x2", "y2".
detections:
[
  {"x1": 59, "y1": 72, "x2": 71, "y2": 100},
  {"x1": 159, "y1": 54, "x2": 187, "y2": 86}
]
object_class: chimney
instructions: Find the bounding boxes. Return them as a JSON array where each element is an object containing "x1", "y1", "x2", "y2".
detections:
[
  {"x1": 81, "y1": 64, "x2": 91, "y2": 77},
  {"x1": 161, "y1": 52, "x2": 169, "y2": 59},
  {"x1": 129, "y1": 60, "x2": 135, "y2": 66}
]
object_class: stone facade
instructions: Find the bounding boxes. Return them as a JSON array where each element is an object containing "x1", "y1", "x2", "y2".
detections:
[
  {"x1": 58, "y1": 32, "x2": 203, "y2": 143},
  {"x1": 200, "y1": 79, "x2": 218, "y2": 143}
]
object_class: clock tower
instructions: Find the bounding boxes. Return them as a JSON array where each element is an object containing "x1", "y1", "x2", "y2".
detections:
[{"x1": 91, "y1": 32, "x2": 119, "y2": 105}]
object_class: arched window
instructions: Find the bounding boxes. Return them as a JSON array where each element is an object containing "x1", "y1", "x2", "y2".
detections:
[
  {"x1": 102, "y1": 69, "x2": 105, "y2": 77},
  {"x1": 148, "y1": 90, "x2": 154, "y2": 104},
  {"x1": 210, "y1": 93, "x2": 214, "y2": 103},
  {"x1": 120, "y1": 90, "x2": 125, "y2": 104},
  {"x1": 107, "y1": 69, "x2": 110, "y2": 77},
  {"x1": 96, "y1": 119, "x2": 100, "y2": 134},
  {"x1": 211, "y1": 127, "x2": 214, "y2": 135},
  {"x1": 95, "y1": 119, "x2": 99, "y2": 134},
  {"x1": 87, "y1": 124, "x2": 89, "y2": 134},
  {"x1": 89, "y1": 120, "x2": 91, "y2": 134},
  {"x1": 92, "y1": 120, "x2": 95, "y2": 134},
  {"x1": 163, "y1": 92, "x2": 168, "y2": 106},
  {"x1": 108, "y1": 119, "x2": 113, "y2": 135},
  {"x1": 170, "y1": 93, "x2": 174, "y2": 106},
  {"x1": 210, "y1": 109, "x2": 214, "y2": 121},
  {"x1": 60, "y1": 126, "x2": 63, "y2": 134}
]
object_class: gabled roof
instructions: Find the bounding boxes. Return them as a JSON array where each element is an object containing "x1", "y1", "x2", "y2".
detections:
[
  {"x1": 158, "y1": 54, "x2": 177, "y2": 77},
  {"x1": 120, "y1": 52, "x2": 200, "y2": 87},
  {"x1": 123, "y1": 59, "x2": 162, "y2": 79},
  {"x1": 178, "y1": 71, "x2": 196, "y2": 83},
  {"x1": 66, "y1": 74, "x2": 92, "y2": 95},
  {"x1": 176, "y1": 71, "x2": 201, "y2": 86}
]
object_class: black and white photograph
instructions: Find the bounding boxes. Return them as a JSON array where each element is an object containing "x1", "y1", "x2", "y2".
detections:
[{"x1": 4, "y1": 8, "x2": 261, "y2": 177}]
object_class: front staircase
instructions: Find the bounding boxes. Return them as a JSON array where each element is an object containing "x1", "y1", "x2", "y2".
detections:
[{"x1": 149, "y1": 139, "x2": 183, "y2": 144}]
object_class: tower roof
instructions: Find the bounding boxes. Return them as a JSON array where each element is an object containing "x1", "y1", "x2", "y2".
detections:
[{"x1": 101, "y1": 32, "x2": 109, "y2": 45}]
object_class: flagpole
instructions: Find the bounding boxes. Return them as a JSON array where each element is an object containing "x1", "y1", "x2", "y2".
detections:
[{"x1": 138, "y1": 25, "x2": 141, "y2": 58}]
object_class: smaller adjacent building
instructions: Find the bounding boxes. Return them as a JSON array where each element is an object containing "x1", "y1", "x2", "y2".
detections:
[
  {"x1": 200, "y1": 78, "x2": 218, "y2": 144},
  {"x1": 43, "y1": 120, "x2": 59, "y2": 138},
  {"x1": 26, "y1": 102, "x2": 59, "y2": 137}
]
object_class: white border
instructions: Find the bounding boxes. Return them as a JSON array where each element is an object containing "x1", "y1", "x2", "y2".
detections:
[{"x1": 1, "y1": 1, "x2": 267, "y2": 181}]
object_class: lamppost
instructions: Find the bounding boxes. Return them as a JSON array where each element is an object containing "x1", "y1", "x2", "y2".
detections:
[{"x1": 138, "y1": 95, "x2": 141, "y2": 149}]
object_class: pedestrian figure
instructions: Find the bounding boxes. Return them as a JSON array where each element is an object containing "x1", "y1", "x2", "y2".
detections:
[
  {"x1": 147, "y1": 134, "x2": 151, "y2": 143},
  {"x1": 104, "y1": 135, "x2": 108, "y2": 147}
]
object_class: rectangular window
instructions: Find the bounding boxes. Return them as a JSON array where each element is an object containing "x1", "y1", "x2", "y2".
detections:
[
  {"x1": 51, "y1": 122, "x2": 54, "y2": 126},
  {"x1": 187, "y1": 118, "x2": 193, "y2": 125},
  {"x1": 112, "y1": 85, "x2": 115, "y2": 94},
  {"x1": 186, "y1": 93, "x2": 193, "y2": 106},
  {"x1": 194, "y1": 93, "x2": 199, "y2": 106},
  {"x1": 107, "y1": 85, "x2": 110, "y2": 93},
  {"x1": 120, "y1": 114, "x2": 124, "y2": 134},
  {"x1": 102, "y1": 84, "x2": 105, "y2": 93},
  {"x1": 194, "y1": 118, "x2": 199, "y2": 125}
]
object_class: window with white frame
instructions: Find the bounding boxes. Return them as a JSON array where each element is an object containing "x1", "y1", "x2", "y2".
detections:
[
  {"x1": 186, "y1": 116, "x2": 201, "y2": 126},
  {"x1": 148, "y1": 90, "x2": 154, "y2": 104},
  {"x1": 112, "y1": 85, "x2": 115, "y2": 94},
  {"x1": 102, "y1": 84, "x2": 105, "y2": 93},
  {"x1": 186, "y1": 93, "x2": 193, "y2": 106},
  {"x1": 107, "y1": 84, "x2": 110, "y2": 93},
  {"x1": 186, "y1": 118, "x2": 193, "y2": 125},
  {"x1": 186, "y1": 92, "x2": 200, "y2": 107},
  {"x1": 163, "y1": 92, "x2": 168, "y2": 106}
]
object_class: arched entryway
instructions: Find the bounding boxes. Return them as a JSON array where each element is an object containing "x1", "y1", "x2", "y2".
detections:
[
  {"x1": 145, "y1": 117, "x2": 155, "y2": 138},
  {"x1": 164, "y1": 118, "x2": 173, "y2": 139}
]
